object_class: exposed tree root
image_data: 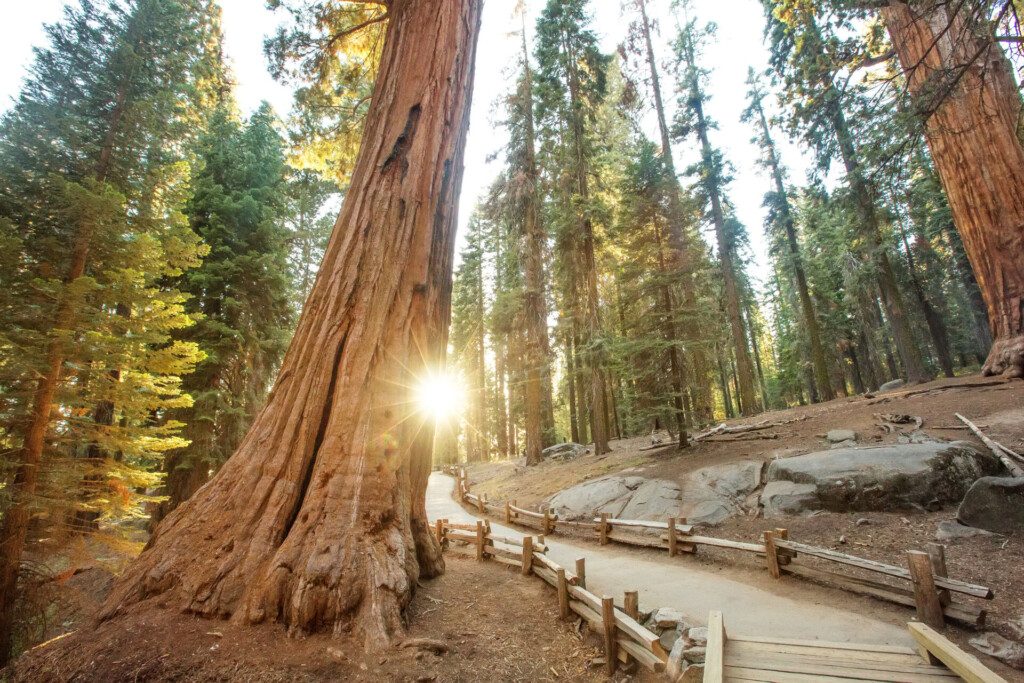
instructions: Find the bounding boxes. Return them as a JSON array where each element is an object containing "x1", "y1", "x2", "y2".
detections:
[{"x1": 982, "y1": 335, "x2": 1024, "y2": 379}]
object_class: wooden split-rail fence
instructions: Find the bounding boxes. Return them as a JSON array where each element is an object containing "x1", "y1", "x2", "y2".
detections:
[
  {"x1": 432, "y1": 517, "x2": 1004, "y2": 682},
  {"x1": 447, "y1": 467, "x2": 993, "y2": 631},
  {"x1": 434, "y1": 517, "x2": 668, "y2": 675}
]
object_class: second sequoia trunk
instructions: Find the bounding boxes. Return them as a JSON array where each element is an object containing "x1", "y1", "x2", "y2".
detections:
[
  {"x1": 100, "y1": 0, "x2": 482, "y2": 648},
  {"x1": 882, "y1": 0, "x2": 1024, "y2": 378}
]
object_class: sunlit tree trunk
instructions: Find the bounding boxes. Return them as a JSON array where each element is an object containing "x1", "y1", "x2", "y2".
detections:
[
  {"x1": 100, "y1": 0, "x2": 482, "y2": 648},
  {"x1": 882, "y1": 0, "x2": 1024, "y2": 378}
]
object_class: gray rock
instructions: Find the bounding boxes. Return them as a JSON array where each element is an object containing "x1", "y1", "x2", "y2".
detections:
[
  {"x1": 542, "y1": 442, "x2": 588, "y2": 461},
  {"x1": 650, "y1": 607, "x2": 687, "y2": 628},
  {"x1": 620, "y1": 479, "x2": 682, "y2": 520},
  {"x1": 970, "y1": 632, "x2": 1024, "y2": 669},
  {"x1": 761, "y1": 481, "x2": 818, "y2": 517},
  {"x1": 879, "y1": 378, "x2": 906, "y2": 393},
  {"x1": 678, "y1": 461, "x2": 764, "y2": 525},
  {"x1": 679, "y1": 664, "x2": 704, "y2": 682},
  {"x1": 762, "y1": 442, "x2": 996, "y2": 514},
  {"x1": 935, "y1": 519, "x2": 996, "y2": 542},
  {"x1": 667, "y1": 637, "x2": 687, "y2": 680},
  {"x1": 682, "y1": 646, "x2": 706, "y2": 664},
  {"x1": 659, "y1": 629, "x2": 680, "y2": 651},
  {"x1": 1004, "y1": 617, "x2": 1024, "y2": 642},
  {"x1": 958, "y1": 477, "x2": 1024, "y2": 534},
  {"x1": 830, "y1": 440, "x2": 857, "y2": 449},
  {"x1": 547, "y1": 475, "x2": 681, "y2": 522},
  {"x1": 686, "y1": 626, "x2": 708, "y2": 646},
  {"x1": 827, "y1": 429, "x2": 857, "y2": 443}
]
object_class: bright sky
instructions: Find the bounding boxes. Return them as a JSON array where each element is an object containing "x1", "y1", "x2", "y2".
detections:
[{"x1": 1, "y1": 0, "x2": 815, "y2": 291}]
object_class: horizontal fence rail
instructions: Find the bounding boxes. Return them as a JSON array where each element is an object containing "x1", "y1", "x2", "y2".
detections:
[{"x1": 445, "y1": 466, "x2": 993, "y2": 630}]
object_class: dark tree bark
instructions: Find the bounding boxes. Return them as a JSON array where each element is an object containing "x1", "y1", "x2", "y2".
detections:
[
  {"x1": 882, "y1": 0, "x2": 1024, "y2": 378},
  {"x1": 100, "y1": 0, "x2": 482, "y2": 649}
]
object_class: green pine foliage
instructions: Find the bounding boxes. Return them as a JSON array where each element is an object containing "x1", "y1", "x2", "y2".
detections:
[{"x1": 155, "y1": 103, "x2": 297, "y2": 518}]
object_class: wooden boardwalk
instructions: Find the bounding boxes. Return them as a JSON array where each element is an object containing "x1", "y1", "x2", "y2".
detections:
[{"x1": 705, "y1": 611, "x2": 1004, "y2": 683}]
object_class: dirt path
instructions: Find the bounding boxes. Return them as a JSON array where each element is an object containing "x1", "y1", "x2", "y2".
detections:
[{"x1": 428, "y1": 473, "x2": 915, "y2": 647}]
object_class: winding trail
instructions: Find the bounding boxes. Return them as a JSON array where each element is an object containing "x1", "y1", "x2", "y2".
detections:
[{"x1": 427, "y1": 473, "x2": 914, "y2": 647}]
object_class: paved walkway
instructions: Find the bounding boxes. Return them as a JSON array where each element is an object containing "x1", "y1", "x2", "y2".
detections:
[{"x1": 427, "y1": 473, "x2": 913, "y2": 646}]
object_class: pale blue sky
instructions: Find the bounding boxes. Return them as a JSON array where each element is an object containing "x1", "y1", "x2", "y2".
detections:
[{"x1": 0, "y1": 0, "x2": 815, "y2": 290}]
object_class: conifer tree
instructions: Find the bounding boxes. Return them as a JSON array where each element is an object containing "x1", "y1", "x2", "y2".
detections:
[
  {"x1": 154, "y1": 103, "x2": 296, "y2": 521},
  {"x1": 0, "y1": 0, "x2": 214, "y2": 662},
  {"x1": 673, "y1": 16, "x2": 760, "y2": 416},
  {"x1": 763, "y1": 0, "x2": 932, "y2": 384},
  {"x1": 535, "y1": 0, "x2": 613, "y2": 454},
  {"x1": 743, "y1": 69, "x2": 834, "y2": 401}
]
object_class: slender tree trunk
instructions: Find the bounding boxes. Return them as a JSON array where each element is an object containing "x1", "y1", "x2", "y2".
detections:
[
  {"x1": 943, "y1": 224, "x2": 992, "y2": 361},
  {"x1": 100, "y1": 0, "x2": 482, "y2": 648},
  {"x1": 683, "y1": 42, "x2": 758, "y2": 414},
  {"x1": 749, "y1": 90, "x2": 834, "y2": 401},
  {"x1": 882, "y1": 0, "x2": 1024, "y2": 378},
  {"x1": 896, "y1": 214, "x2": 955, "y2": 376},
  {"x1": 716, "y1": 344, "x2": 735, "y2": 419},
  {"x1": 653, "y1": 220, "x2": 690, "y2": 447},
  {"x1": 562, "y1": 40, "x2": 609, "y2": 454},
  {"x1": 566, "y1": 328, "x2": 580, "y2": 444},
  {"x1": 637, "y1": 0, "x2": 712, "y2": 422},
  {"x1": 495, "y1": 346, "x2": 509, "y2": 459},
  {"x1": 518, "y1": 20, "x2": 552, "y2": 465}
]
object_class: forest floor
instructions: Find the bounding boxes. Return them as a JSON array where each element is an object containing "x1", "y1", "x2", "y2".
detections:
[
  {"x1": 7, "y1": 554, "x2": 621, "y2": 683},
  {"x1": 460, "y1": 375, "x2": 1024, "y2": 674}
]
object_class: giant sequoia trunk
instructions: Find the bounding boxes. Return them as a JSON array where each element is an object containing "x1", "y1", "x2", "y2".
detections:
[
  {"x1": 101, "y1": 0, "x2": 482, "y2": 648},
  {"x1": 882, "y1": 0, "x2": 1024, "y2": 378}
]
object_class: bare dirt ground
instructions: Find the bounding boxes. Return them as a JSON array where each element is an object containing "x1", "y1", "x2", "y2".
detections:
[{"x1": 7, "y1": 554, "x2": 619, "y2": 683}]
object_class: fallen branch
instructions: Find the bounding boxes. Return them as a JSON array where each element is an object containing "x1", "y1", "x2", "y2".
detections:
[
  {"x1": 868, "y1": 379, "x2": 1008, "y2": 404},
  {"x1": 956, "y1": 413, "x2": 1024, "y2": 477},
  {"x1": 702, "y1": 432, "x2": 780, "y2": 442}
]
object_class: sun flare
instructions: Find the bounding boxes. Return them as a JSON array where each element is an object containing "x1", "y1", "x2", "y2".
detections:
[{"x1": 414, "y1": 371, "x2": 466, "y2": 422}]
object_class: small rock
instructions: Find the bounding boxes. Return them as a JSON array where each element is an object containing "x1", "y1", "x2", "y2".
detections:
[
  {"x1": 838, "y1": 535, "x2": 847, "y2": 544},
  {"x1": 901, "y1": 517, "x2": 912, "y2": 525},
  {"x1": 1004, "y1": 617, "x2": 1024, "y2": 642},
  {"x1": 687, "y1": 626, "x2": 709, "y2": 646},
  {"x1": 970, "y1": 632, "x2": 1024, "y2": 669},
  {"x1": 879, "y1": 378, "x2": 906, "y2": 393},
  {"x1": 416, "y1": 677, "x2": 435, "y2": 683},
  {"x1": 327, "y1": 647, "x2": 346, "y2": 661},
  {"x1": 667, "y1": 637, "x2": 687, "y2": 679},
  {"x1": 830, "y1": 440, "x2": 857, "y2": 449},
  {"x1": 660, "y1": 628, "x2": 680, "y2": 651},
  {"x1": 826, "y1": 429, "x2": 857, "y2": 444},
  {"x1": 650, "y1": 607, "x2": 686, "y2": 628},
  {"x1": 856, "y1": 518, "x2": 871, "y2": 526},
  {"x1": 935, "y1": 519, "x2": 996, "y2": 542},
  {"x1": 682, "y1": 646, "x2": 706, "y2": 664}
]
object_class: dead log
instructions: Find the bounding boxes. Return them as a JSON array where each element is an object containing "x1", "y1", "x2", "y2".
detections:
[{"x1": 956, "y1": 413, "x2": 1024, "y2": 477}]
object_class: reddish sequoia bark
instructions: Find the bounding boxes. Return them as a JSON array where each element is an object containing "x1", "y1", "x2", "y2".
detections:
[
  {"x1": 882, "y1": 0, "x2": 1024, "y2": 378},
  {"x1": 101, "y1": 0, "x2": 482, "y2": 647}
]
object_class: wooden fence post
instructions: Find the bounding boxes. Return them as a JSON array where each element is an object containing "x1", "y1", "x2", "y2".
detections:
[
  {"x1": 599, "y1": 513, "x2": 609, "y2": 545},
  {"x1": 521, "y1": 535, "x2": 533, "y2": 576},
  {"x1": 908, "y1": 550, "x2": 945, "y2": 629},
  {"x1": 475, "y1": 521, "x2": 485, "y2": 561},
  {"x1": 668, "y1": 517, "x2": 677, "y2": 557},
  {"x1": 624, "y1": 591, "x2": 639, "y2": 620},
  {"x1": 575, "y1": 557, "x2": 586, "y2": 589},
  {"x1": 543, "y1": 508, "x2": 551, "y2": 535},
  {"x1": 434, "y1": 519, "x2": 443, "y2": 545},
  {"x1": 538, "y1": 534, "x2": 546, "y2": 546},
  {"x1": 775, "y1": 528, "x2": 791, "y2": 566},
  {"x1": 557, "y1": 568, "x2": 569, "y2": 619},
  {"x1": 602, "y1": 596, "x2": 617, "y2": 675},
  {"x1": 441, "y1": 519, "x2": 449, "y2": 548},
  {"x1": 504, "y1": 500, "x2": 511, "y2": 525},
  {"x1": 511, "y1": 499, "x2": 517, "y2": 522},
  {"x1": 764, "y1": 530, "x2": 781, "y2": 579},
  {"x1": 926, "y1": 543, "x2": 952, "y2": 607},
  {"x1": 477, "y1": 492, "x2": 485, "y2": 514}
]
